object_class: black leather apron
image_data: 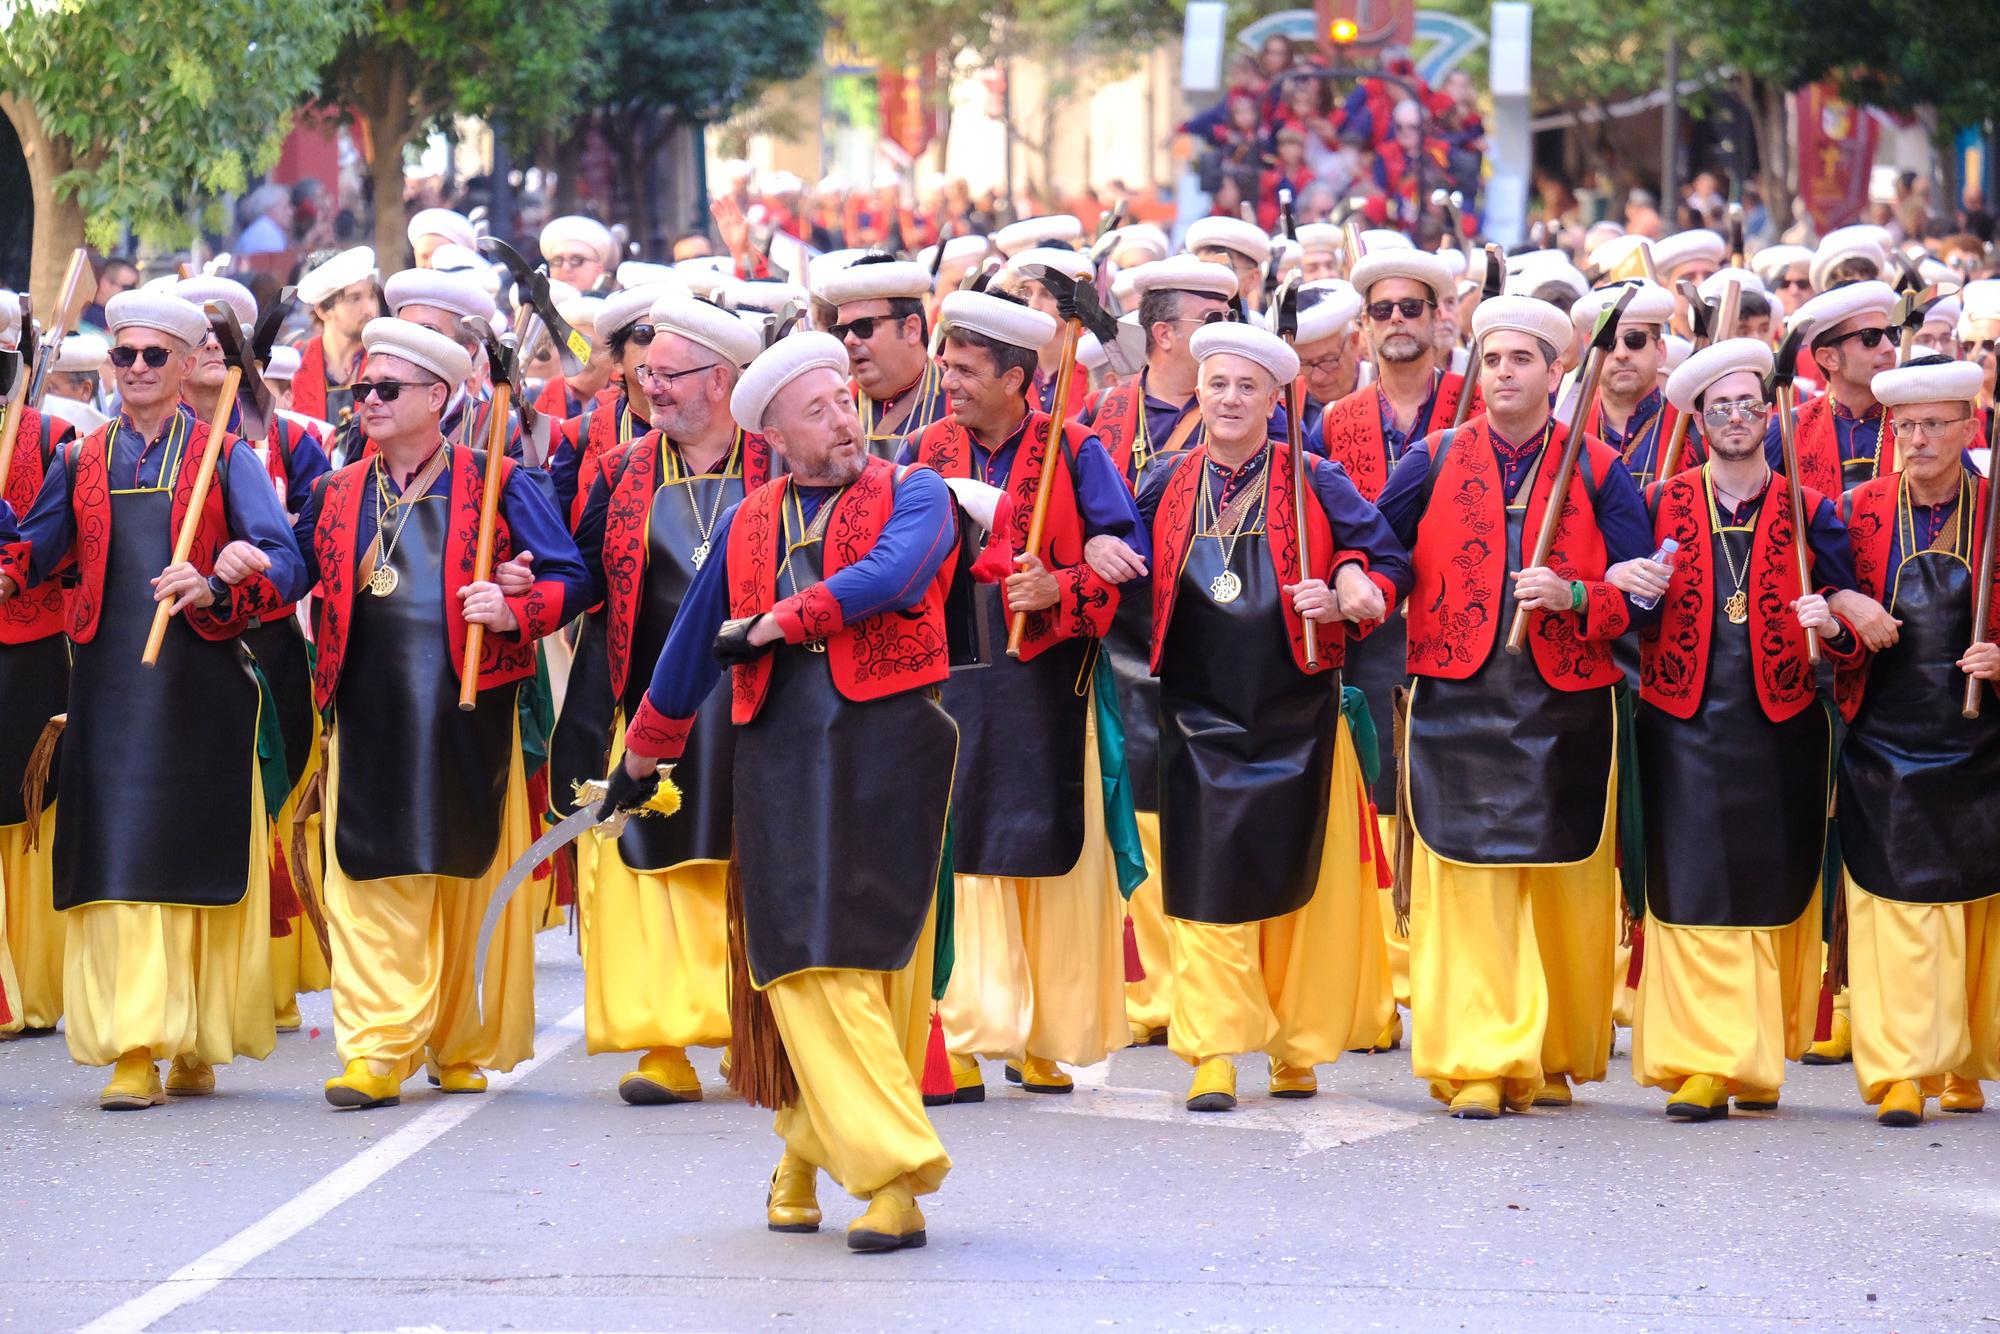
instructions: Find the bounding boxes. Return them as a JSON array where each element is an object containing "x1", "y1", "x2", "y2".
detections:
[
  {"x1": 617, "y1": 467, "x2": 739, "y2": 871},
  {"x1": 241, "y1": 615, "x2": 315, "y2": 804},
  {"x1": 938, "y1": 582, "x2": 1089, "y2": 878},
  {"x1": 1406, "y1": 504, "x2": 1615, "y2": 865},
  {"x1": 1344, "y1": 613, "x2": 1408, "y2": 816},
  {"x1": 1638, "y1": 525, "x2": 1828, "y2": 927},
  {"x1": 54, "y1": 488, "x2": 258, "y2": 909},
  {"x1": 1104, "y1": 593, "x2": 1159, "y2": 814},
  {"x1": 0, "y1": 634, "x2": 68, "y2": 827},
  {"x1": 732, "y1": 537, "x2": 958, "y2": 984},
  {"x1": 1159, "y1": 527, "x2": 1336, "y2": 925},
  {"x1": 333, "y1": 496, "x2": 520, "y2": 881},
  {"x1": 548, "y1": 607, "x2": 613, "y2": 817},
  {"x1": 1839, "y1": 547, "x2": 2000, "y2": 903}
]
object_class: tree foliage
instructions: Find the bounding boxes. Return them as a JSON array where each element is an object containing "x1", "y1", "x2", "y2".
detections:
[
  {"x1": 825, "y1": 0, "x2": 1182, "y2": 68},
  {"x1": 593, "y1": 0, "x2": 824, "y2": 124}
]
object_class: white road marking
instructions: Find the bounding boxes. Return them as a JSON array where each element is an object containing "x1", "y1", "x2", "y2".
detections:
[
  {"x1": 76, "y1": 1006, "x2": 588, "y2": 1334},
  {"x1": 1030, "y1": 1082, "x2": 1424, "y2": 1157}
]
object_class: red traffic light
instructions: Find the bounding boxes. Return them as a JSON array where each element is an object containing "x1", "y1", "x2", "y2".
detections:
[{"x1": 1329, "y1": 17, "x2": 1359, "y2": 42}]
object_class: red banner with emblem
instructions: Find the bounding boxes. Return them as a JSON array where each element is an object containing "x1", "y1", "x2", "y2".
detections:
[
  {"x1": 1796, "y1": 83, "x2": 1879, "y2": 234},
  {"x1": 877, "y1": 56, "x2": 943, "y2": 161}
]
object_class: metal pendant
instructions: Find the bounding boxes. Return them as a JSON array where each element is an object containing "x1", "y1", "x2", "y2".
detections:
[
  {"x1": 691, "y1": 541, "x2": 710, "y2": 570},
  {"x1": 1724, "y1": 588, "x2": 1748, "y2": 624},
  {"x1": 804, "y1": 638, "x2": 829, "y2": 654},
  {"x1": 368, "y1": 563, "x2": 399, "y2": 598},
  {"x1": 1209, "y1": 569, "x2": 1243, "y2": 604}
]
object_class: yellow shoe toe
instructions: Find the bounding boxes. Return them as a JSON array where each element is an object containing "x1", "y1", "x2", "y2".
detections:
[
  {"x1": 437, "y1": 1062, "x2": 487, "y2": 1094},
  {"x1": 100, "y1": 1053, "x2": 165, "y2": 1110},
  {"x1": 1940, "y1": 1075, "x2": 1985, "y2": 1114},
  {"x1": 766, "y1": 1153, "x2": 822, "y2": 1233},
  {"x1": 1016, "y1": 1056, "x2": 1072, "y2": 1094},
  {"x1": 1666, "y1": 1074, "x2": 1730, "y2": 1121},
  {"x1": 1448, "y1": 1079, "x2": 1502, "y2": 1120},
  {"x1": 1186, "y1": 1056, "x2": 1238, "y2": 1112},
  {"x1": 847, "y1": 1182, "x2": 927, "y2": 1252},
  {"x1": 324, "y1": 1059, "x2": 402, "y2": 1109},
  {"x1": 1532, "y1": 1073, "x2": 1572, "y2": 1108},
  {"x1": 165, "y1": 1057, "x2": 215, "y2": 1097},
  {"x1": 1268, "y1": 1058, "x2": 1317, "y2": 1099},
  {"x1": 1802, "y1": 1012, "x2": 1853, "y2": 1065},
  {"x1": 618, "y1": 1048, "x2": 701, "y2": 1105},
  {"x1": 1877, "y1": 1080, "x2": 1925, "y2": 1127}
]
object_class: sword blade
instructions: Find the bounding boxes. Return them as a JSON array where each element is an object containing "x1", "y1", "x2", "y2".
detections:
[{"x1": 472, "y1": 799, "x2": 607, "y2": 1014}]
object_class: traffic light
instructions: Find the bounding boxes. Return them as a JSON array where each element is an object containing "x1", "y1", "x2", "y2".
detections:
[{"x1": 1329, "y1": 16, "x2": 1359, "y2": 43}]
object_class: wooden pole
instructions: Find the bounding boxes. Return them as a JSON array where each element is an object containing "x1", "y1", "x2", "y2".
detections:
[
  {"x1": 141, "y1": 367, "x2": 243, "y2": 666},
  {"x1": 460, "y1": 376, "x2": 513, "y2": 709},
  {"x1": 1005, "y1": 320, "x2": 1082, "y2": 658},
  {"x1": 1965, "y1": 413, "x2": 2000, "y2": 717}
]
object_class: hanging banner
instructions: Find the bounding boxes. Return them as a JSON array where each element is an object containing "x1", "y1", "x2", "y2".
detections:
[{"x1": 1796, "y1": 83, "x2": 1878, "y2": 234}]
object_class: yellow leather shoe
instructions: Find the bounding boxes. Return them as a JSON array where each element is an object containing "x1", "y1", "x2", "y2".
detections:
[
  {"x1": 100, "y1": 1052, "x2": 165, "y2": 1110},
  {"x1": 325, "y1": 1059, "x2": 401, "y2": 1109},
  {"x1": 1128, "y1": 1020, "x2": 1167, "y2": 1047},
  {"x1": 618, "y1": 1047, "x2": 700, "y2": 1105},
  {"x1": 1448, "y1": 1079, "x2": 1502, "y2": 1120},
  {"x1": 1666, "y1": 1074, "x2": 1730, "y2": 1121},
  {"x1": 1532, "y1": 1073, "x2": 1572, "y2": 1108},
  {"x1": 1877, "y1": 1080, "x2": 1925, "y2": 1127},
  {"x1": 437, "y1": 1063, "x2": 487, "y2": 1094},
  {"x1": 1350, "y1": 1009, "x2": 1404, "y2": 1054},
  {"x1": 1733, "y1": 1087, "x2": 1780, "y2": 1112},
  {"x1": 847, "y1": 1180, "x2": 927, "y2": 1252},
  {"x1": 1016, "y1": 1056, "x2": 1072, "y2": 1094},
  {"x1": 1940, "y1": 1075, "x2": 1985, "y2": 1113},
  {"x1": 1802, "y1": 1011, "x2": 1852, "y2": 1065},
  {"x1": 275, "y1": 999, "x2": 302, "y2": 1033},
  {"x1": 165, "y1": 1057, "x2": 215, "y2": 1097},
  {"x1": 766, "y1": 1154, "x2": 821, "y2": 1234},
  {"x1": 949, "y1": 1053, "x2": 985, "y2": 1104},
  {"x1": 1186, "y1": 1056, "x2": 1237, "y2": 1112},
  {"x1": 1268, "y1": 1059, "x2": 1317, "y2": 1099}
]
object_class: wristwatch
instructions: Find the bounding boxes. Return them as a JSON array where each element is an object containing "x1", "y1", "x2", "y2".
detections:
[{"x1": 206, "y1": 574, "x2": 231, "y2": 607}]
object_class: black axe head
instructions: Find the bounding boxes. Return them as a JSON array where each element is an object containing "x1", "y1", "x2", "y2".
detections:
[
  {"x1": 1888, "y1": 247, "x2": 1924, "y2": 295},
  {"x1": 461, "y1": 315, "x2": 517, "y2": 396},
  {"x1": 1676, "y1": 279, "x2": 1714, "y2": 341},
  {"x1": 1769, "y1": 316, "x2": 1816, "y2": 395},
  {"x1": 1726, "y1": 202, "x2": 1745, "y2": 262},
  {"x1": 1586, "y1": 286, "x2": 1638, "y2": 356},
  {"x1": 1016, "y1": 262, "x2": 1118, "y2": 342},
  {"x1": 206, "y1": 300, "x2": 272, "y2": 440},
  {"x1": 963, "y1": 256, "x2": 1003, "y2": 294},
  {"x1": 1480, "y1": 243, "x2": 1506, "y2": 301},
  {"x1": 0, "y1": 347, "x2": 20, "y2": 402},
  {"x1": 251, "y1": 285, "x2": 298, "y2": 368},
  {"x1": 1094, "y1": 200, "x2": 1128, "y2": 242},
  {"x1": 17, "y1": 294, "x2": 36, "y2": 374},
  {"x1": 928, "y1": 219, "x2": 955, "y2": 278},
  {"x1": 478, "y1": 236, "x2": 590, "y2": 377},
  {"x1": 1894, "y1": 282, "x2": 1955, "y2": 335},
  {"x1": 1273, "y1": 275, "x2": 1301, "y2": 343},
  {"x1": 1279, "y1": 187, "x2": 1297, "y2": 241},
  {"x1": 765, "y1": 300, "x2": 806, "y2": 346}
]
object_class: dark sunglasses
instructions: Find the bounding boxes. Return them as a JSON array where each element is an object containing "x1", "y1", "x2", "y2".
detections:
[
  {"x1": 1616, "y1": 329, "x2": 1656, "y2": 352},
  {"x1": 108, "y1": 345, "x2": 173, "y2": 369},
  {"x1": 1775, "y1": 276, "x2": 1813, "y2": 291},
  {"x1": 830, "y1": 315, "x2": 905, "y2": 342},
  {"x1": 352, "y1": 379, "x2": 424, "y2": 403},
  {"x1": 1961, "y1": 339, "x2": 1998, "y2": 357},
  {"x1": 1367, "y1": 298, "x2": 1434, "y2": 321},
  {"x1": 624, "y1": 323, "x2": 656, "y2": 348},
  {"x1": 1825, "y1": 325, "x2": 1893, "y2": 350}
]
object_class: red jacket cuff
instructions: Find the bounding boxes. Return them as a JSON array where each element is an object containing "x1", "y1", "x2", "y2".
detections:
[
  {"x1": 625, "y1": 695, "x2": 695, "y2": 761},
  {"x1": 1581, "y1": 579, "x2": 1632, "y2": 640},
  {"x1": 771, "y1": 583, "x2": 844, "y2": 644},
  {"x1": 504, "y1": 578, "x2": 565, "y2": 643},
  {"x1": 0, "y1": 540, "x2": 26, "y2": 588}
]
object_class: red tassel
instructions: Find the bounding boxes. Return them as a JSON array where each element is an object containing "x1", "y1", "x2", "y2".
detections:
[
  {"x1": 1123, "y1": 911, "x2": 1146, "y2": 983},
  {"x1": 969, "y1": 494, "x2": 1019, "y2": 584},
  {"x1": 0, "y1": 974, "x2": 13, "y2": 1027},
  {"x1": 553, "y1": 844, "x2": 578, "y2": 907},
  {"x1": 1813, "y1": 971, "x2": 1835, "y2": 1043},
  {"x1": 1624, "y1": 920, "x2": 1645, "y2": 990},
  {"x1": 268, "y1": 837, "x2": 300, "y2": 938},
  {"x1": 1366, "y1": 803, "x2": 1392, "y2": 890},
  {"x1": 920, "y1": 1009, "x2": 954, "y2": 1100},
  {"x1": 526, "y1": 770, "x2": 554, "y2": 880}
]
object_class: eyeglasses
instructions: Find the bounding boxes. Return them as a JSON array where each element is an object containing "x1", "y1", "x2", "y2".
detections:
[
  {"x1": 1961, "y1": 339, "x2": 1998, "y2": 358},
  {"x1": 829, "y1": 316, "x2": 896, "y2": 342},
  {"x1": 546, "y1": 253, "x2": 596, "y2": 272},
  {"x1": 623, "y1": 323, "x2": 656, "y2": 348},
  {"x1": 1616, "y1": 330, "x2": 1656, "y2": 352},
  {"x1": 1700, "y1": 398, "x2": 1770, "y2": 425},
  {"x1": 1300, "y1": 351, "x2": 1346, "y2": 374},
  {"x1": 1172, "y1": 311, "x2": 1234, "y2": 327},
  {"x1": 1889, "y1": 415, "x2": 1973, "y2": 439},
  {"x1": 1367, "y1": 298, "x2": 1433, "y2": 321},
  {"x1": 1824, "y1": 325, "x2": 1894, "y2": 350},
  {"x1": 108, "y1": 345, "x2": 174, "y2": 369},
  {"x1": 1775, "y1": 276, "x2": 1813, "y2": 291},
  {"x1": 637, "y1": 362, "x2": 717, "y2": 389},
  {"x1": 352, "y1": 379, "x2": 424, "y2": 403}
]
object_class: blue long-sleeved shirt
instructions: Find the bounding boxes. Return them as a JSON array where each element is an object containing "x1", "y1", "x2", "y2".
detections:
[
  {"x1": 217, "y1": 399, "x2": 332, "y2": 517},
  {"x1": 1375, "y1": 421, "x2": 1660, "y2": 624},
  {"x1": 292, "y1": 443, "x2": 590, "y2": 628},
  {"x1": 897, "y1": 414, "x2": 1149, "y2": 558},
  {"x1": 1135, "y1": 444, "x2": 1412, "y2": 597},
  {"x1": 546, "y1": 392, "x2": 646, "y2": 521},
  {"x1": 15, "y1": 404, "x2": 308, "y2": 602},
  {"x1": 1763, "y1": 397, "x2": 1882, "y2": 483},
  {"x1": 640, "y1": 465, "x2": 958, "y2": 721},
  {"x1": 1707, "y1": 476, "x2": 1857, "y2": 593}
]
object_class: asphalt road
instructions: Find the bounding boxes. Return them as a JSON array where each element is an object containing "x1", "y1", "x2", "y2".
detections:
[{"x1": 4, "y1": 930, "x2": 1996, "y2": 1333}]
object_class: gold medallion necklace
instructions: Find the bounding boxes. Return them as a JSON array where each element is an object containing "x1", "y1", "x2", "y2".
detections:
[{"x1": 1198, "y1": 450, "x2": 1269, "y2": 604}]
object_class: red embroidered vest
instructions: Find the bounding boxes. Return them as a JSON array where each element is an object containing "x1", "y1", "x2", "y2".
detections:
[
  {"x1": 913, "y1": 411, "x2": 1115, "y2": 661},
  {"x1": 0, "y1": 408, "x2": 71, "y2": 644},
  {"x1": 1317, "y1": 373, "x2": 1468, "y2": 502},
  {"x1": 1791, "y1": 394, "x2": 1895, "y2": 498},
  {"x1": 1639, "y1": 470, "x2": 1826, "y2": 723},
  {"x1": 1837, "y1": 473, "x2": 2000, "y2": 721},
  {"x1": 600, "y1": 429, "x2": 774, "y2": 696},
  {"x1": 723, "y1": 456, "x2": 953, "y2": 723},
  {"x1": 309, "y1": 446, "x2": 551, "y2": 709},
  {"x1": 1091, "y1": 377, "x2": 1145, "y2": 481},
  {"x1": 64, "y1": 420, "x2": 241, "y2": 644},
  {"x1": 1147, "y1": 442, "x2": 1345, "y2": 673},
  {"x1": 290, "y1": 335, "x2": 331, "y2": 422},
  {"x1": 1405, "y1": 419, "x2": 1627, "y2": 689},
  {"x1": 565, "y1": 388, "x2": 635, "y2": 528}
]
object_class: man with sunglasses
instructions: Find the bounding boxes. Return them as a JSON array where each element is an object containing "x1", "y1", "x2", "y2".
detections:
[
  {"x1": 1828, "y1": 357, "x2": 2000, "y2": 1128},
  {"x1": 1375, "y1": 295, "x2": 1658, "y2": 1120},
  {"x1": 912, "y1": 290, "x2": 1149, "y2": 1104},
  {"x1": 292, "y1": 317, "x2": 589, "y2": 1110},
  {"x1": 822, "y1": 254, "x2": 950, "y2": 459},
  {"x1": 1772, "y1": 281, "x2": 1901, "y2": 496},
  {"x1": 1617, "y1": 338, "x2": 1859, "y2": 1122},
  {"x1": 1186, "y1": 216, "x2": 1273, "y2": 316},
  {"x1": 1752, "y1": 245, "x2": 1816, "y2": 318},
  {"x1": 0, "y1": 291, "x2": 308, "y2": 1109},
  {"x1": 540, "y1": 214, "x2": 616, "y2": 294},
  {"x1": 543, "y1": 281, "x2": 680, "y2": 526},
  {"x1": 287, "y1": 246, "x2": 380, "y2": 428},
  {"x1": 0, "y1": 289, "x2": 77, "y2": 1039},
  {"x1": 1568, "y1": 282, "x2": 1691, "y2": 486},
  {"x1": 563, "y1": 295, "x2": 772, "y2": 1106},
  {"x1": 380, "y1": 267, "x2": 547, "y2": 476}
]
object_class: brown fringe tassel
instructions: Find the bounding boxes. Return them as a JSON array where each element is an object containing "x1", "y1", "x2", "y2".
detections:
[
  {"x1": 286, "y1": 761, "x2": 333, "y2": 962},
  {"x1": 724, "y1": 852, "x2": 797, "y2": 1109},
  {"x1": 18, "y1": 714, "x2": 65, "y2": 850},
  {"x1": 1389, "y1": 686, "x2": 1414, "y2": 936},
  {"x1": 1827, "y1": 874, "x2": 1849, "y2": 993}
]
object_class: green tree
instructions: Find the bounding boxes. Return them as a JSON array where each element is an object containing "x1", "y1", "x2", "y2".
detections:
[
  {"x1": 320, "y1": 0, "x2": 610, "y2": 269},
  {"x1": 0, "y1": 0, "x2": 361, "y2": 307},
  {"x1": 579, "y1": 0, "x2": 825, "y2": 250}
]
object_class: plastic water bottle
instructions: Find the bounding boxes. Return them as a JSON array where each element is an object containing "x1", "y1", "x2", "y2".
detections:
[{"x1": 1630, "y1": 538, "x2": 1679, "y2": 611}]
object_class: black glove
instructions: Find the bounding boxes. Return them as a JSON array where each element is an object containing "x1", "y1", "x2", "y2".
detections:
[
  {"x1": 712, "y1": 615, "x2": 776, "y2": 666},
  {"x1": 602, "y1": 761, "x2": 659, "y2": 813}
]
